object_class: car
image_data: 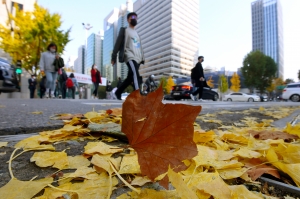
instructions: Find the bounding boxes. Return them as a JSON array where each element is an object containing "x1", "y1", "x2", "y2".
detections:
[
  {"x1": 121, "y1": 92, "x2": 129, "y2": 100},
  {"x1": 282, "y1": 83, "x2": 300, "y2": 102},
  {"x1": 224, "y1": 92, "x2": 260, "y2": 102},
  {"x1": 170, "y1": 82, "x2": 219, "y2": 101},
  {"x1": 0, "y1": 58, "x2": 18, "y2": 94},
  {"x1": 256, "y1": 92, "x2": 269, "y2": 102}
]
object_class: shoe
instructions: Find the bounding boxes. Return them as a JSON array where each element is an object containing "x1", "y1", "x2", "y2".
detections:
[
  {"x1": 45, "y1": 94, "x2": 49, "y2": 99},
  {"x1": 199, "y1": 98, "x2": 205, "y2": 102},
  {"x1": 190, "y1": 94, "x2": 195, "y2": 101},
  {"x1": 51, "y1": 95, "x2": 55, "y2": 99},
  {"x1": 58, "y1": 95, "x2": 62, "y2": 99},
  {"x1": 114, "y1": 92, "x2": 122, "y2": 100}
]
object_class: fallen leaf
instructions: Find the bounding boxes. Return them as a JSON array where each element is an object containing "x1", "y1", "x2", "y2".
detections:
[
  {"x1": 15, "y1": 135, "x2": 55, "y2": 151},
  {"x1": 84, "y1": 141, "x2": 123, "y2": 158},
  {"x1": 0, "y1": 178, "x2": 52, "y2": 199},
  {"x1": 131, "y1": 176, "x2": 151, "y2": 186},
  {"x1": 66, "y1": 155, "x2": 90, "y2": 169},
  {"x1": 193, "y1": 130, "x2": 216, "y2": 143},
  {"x1": 249, "y1": 130, "x2": 298, "y2": 141},
  {"x1": 116, "y1": 188, "x2": 179, "y2": 199},
  {"x1": 218, "y1": 168, "x2": 248, "y2": 179},
  {"x1": 233, "y1": 147, "x2": 262, "y2": 158},
  {"x1": 0, "y1": 151, "x2": 6, "y2": 156},
  {"x1": 122, "y1": 86, "x2": 201, "y2": 181},
  {"x1": 229, "y1": 185, "x2": 263, "y2": 199},
  {"x1": 244, "y1": 158, "x2": 280, "y2": 181},
  {"x1": 119, "y1": 154, "x2": 141, "y2": 174},
  {"x1": 84, "y1": 111, "x2": 99, "y2": 119},
  {"x1": 30, "y1": 151, "x2": 69, "y2": 170},
  {"x1": 168, "y1": 168, "x2": 198, "y2": 199},
  {"x1": 267, "y1": 148, "x2": 300, "y2": 186},
  {"x1": 0, "y1": 142, "x2": 8, "y2": 148},
  {"x1": 91, "y1": 154, "x2": 121, "y2": 174},
  {"x1": 31, "y1": 111, "x2": 43, "y2": 114},
  {"x1": 284, "y1": 123, "x2": 300, "y2": 137}
]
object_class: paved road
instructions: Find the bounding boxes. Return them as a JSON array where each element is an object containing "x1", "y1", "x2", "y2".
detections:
[{"x1": 0, "y1": 98, "x2": 299, "y2": 135}]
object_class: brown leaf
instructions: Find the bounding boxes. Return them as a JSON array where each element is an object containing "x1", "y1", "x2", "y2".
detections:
[
  {"x1": 245, "y1": 158, "x2": 280, "y2": 180},
  {"x1": 122, "y1": 86, "x2": 201, "y2": 182},
  {"x1": 249, "y1": 130, "x2": 298, "y2": 141}
]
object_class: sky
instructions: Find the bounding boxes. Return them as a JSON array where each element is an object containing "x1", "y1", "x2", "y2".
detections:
[{"x1": 38, "y1": 0, "x2": 300, "y2": 80}]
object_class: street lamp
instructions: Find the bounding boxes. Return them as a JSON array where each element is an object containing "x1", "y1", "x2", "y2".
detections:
[{"x1": 82, "y1": 23, "x2": 93, "y2": 74}]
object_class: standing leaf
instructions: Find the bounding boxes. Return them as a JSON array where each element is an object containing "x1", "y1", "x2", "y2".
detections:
[{"x1": 122, "y1": 86, "x2": 201, "y2": 181}]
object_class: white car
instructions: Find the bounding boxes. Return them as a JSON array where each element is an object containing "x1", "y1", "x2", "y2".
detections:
[
  {"x1": 282, "y1": 83, "x2": 300, "y2": 102},
  {"x1": 224, "y1": 92, "x2": 260, "y2": 102},
  {"x1": 121, "y1": 93, "x2": 129, "y2": 100}
]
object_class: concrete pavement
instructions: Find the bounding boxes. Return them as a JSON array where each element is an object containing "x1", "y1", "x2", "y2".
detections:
[{"x1": 0, "y1": 98, "x2": 299, "y2": 135}]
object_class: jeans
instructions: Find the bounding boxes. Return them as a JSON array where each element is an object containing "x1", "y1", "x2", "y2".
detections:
[
  {"x1": 68, "y1": 86, "x2": 76, "y2": 99},
  {"x1": 93, "y1": 82, "x2": 99, "y2": 96},
  {"x1": 45, "y1": 71, "x2": 58, "y2": 91}
]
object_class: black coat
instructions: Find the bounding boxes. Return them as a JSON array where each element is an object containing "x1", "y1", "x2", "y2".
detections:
[
  {"x1": 191, "y1": 62, "x2": 205, "y2": 87},
  {"x1": 28, "y1": 78, "x2": 37, "y2": 89}
]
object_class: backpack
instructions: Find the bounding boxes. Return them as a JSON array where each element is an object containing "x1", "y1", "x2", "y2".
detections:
[{"x1": 66, "y1": 78, "x2": 74, "y2": 88}]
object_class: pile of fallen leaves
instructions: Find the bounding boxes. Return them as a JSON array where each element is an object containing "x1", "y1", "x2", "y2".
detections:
[{"x1": 1, "y1": 88, "x2": 300, "y2": 199}]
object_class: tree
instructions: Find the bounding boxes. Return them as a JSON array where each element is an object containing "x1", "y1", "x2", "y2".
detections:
[
  {"x1": 206, "y1": 76, "x2": 214, "y2": 88},
  {"x1": 0, "y1": 3, "x2": 71, "y2": 73},
  {"x1": 241, "y1": 51, "x2": 277, "y2": 93},
  {"x1": 285, "y1": 78, "x2": 294, "y2": 84},
  {"x1": 218, "y1": 75, "x2": 228, "y2": 93},
  {"x1": 165, "y1": 76, "x2": 175, "y2": 94},
  {"x1": 230, "y1": 72, "x2": 240, "y2": 92},
  {"x1": 298, "y1": 70, "x2": 300, "y2": 81},
  {"x1": 159, "y1": 77, "x2": 167, "y2": 93}
]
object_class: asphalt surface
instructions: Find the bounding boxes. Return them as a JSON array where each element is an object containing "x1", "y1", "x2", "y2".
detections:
[{"x1": 0, "y1": 98, "x2": 299, "y2": 135}]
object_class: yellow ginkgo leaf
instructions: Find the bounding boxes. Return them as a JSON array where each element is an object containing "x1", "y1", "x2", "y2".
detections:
[
  {"x1": 233, "y1": 147, "x2": 262, "y2": 158},
  {"x1": 220, "y1": 132, "x2": 249, "y2": 145},
  {"x1": 84, "y1": 141, "x2": 123, "y2": 157},
  {"x1": 0, "y1": 178, "x2": 52, "y2": 199},
  {"x1": 66, "y1": 155, "x2": 90, "y2": 169},
  {"x1": 116, "y1": 188, "x2": 179, "y2": 199},
  {"x1": 31, "y1": 111, "x2": 43, "y2": 114},
  {"x1": 168, "y1": 167, "x2": 198, "y2": 199},
  {"x1": 193, "y1": 130, "x2": 216, "y2": 143},
  {"x1": 267, "y1": 148, "x2": 300, "y2": 187},
  {"x1": 0, "y1": 142, "x2": 8, "y2": 148},
  {"x1": 91, "y1": 154, "x2": 121, "y2": 174},
  {"x1": 284, "y1": 123, "x2": 300, "y2": 137},
  {"x1": 84, "y1": 111, "x2": 99, "y2": 119},
  {"x1": 68, "y1": 166, "x2": 97, "y2": 179},
  {"x1": 218, "y1": 168, "x2": 248, "y2": 180},
  {"x1": 131, "y1": 176, "x2": 151, "y2": 186},
  {"x1": 119, "y1": 154, "x2": 141, "y2": 174},
  {"x1": 15, "y1": 135, "x2": 55, "y2": 151},
  {"x1": 229, "y1": 185, "x2": 263, "y2": 199},
  {"x1": 30, "y1": 151, "x2": 68, "y2": 170},
  {"x1": 192, "y1": 172, "x2": 232, "y2": 199},
  {"x1": 276, "y1": 143, "x2": 300, "y2": 164}
]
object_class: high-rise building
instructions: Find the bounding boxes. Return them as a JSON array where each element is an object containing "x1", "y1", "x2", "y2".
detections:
[
  {"x1": 102, "y1": 0, "x2": 133, "y2": 82},
  {"x1": 251, "y1": 0, "x2": 284, "y2": 77},
  {"x1": 74, "y1": 45, "x2": 85, "y2": 74},
  {"x1": 85, "y1": 33, "x2": 103, "y2": 75},
  {"x1": 103, "y1": 8, "x2": 119, "y2": 82},
  {"x1": 134, "y1": 0, "x2": 199, "y2": 80}
]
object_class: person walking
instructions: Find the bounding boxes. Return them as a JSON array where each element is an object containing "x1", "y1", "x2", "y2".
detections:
[
  {"x1": 111, "y1": 12, "x2": 144, "y2": 100},
  {"x1": 39, "y1": 76, "x2": 46, "y2": 99},
  {"x1": 91, "y1": 64, "x2": 102, "y2": 99},
  {"x1": 190, "y1": 56, "x2": 205, "y2": 101},
  {"x1": 66, "y1": 73, "x2": 78, "y2": 99},
  {"x1": 39, "y1": 43, "x2": 63, "y2": 99},
  {"x1": 106, "y1": 81, "x2": 113, "y2": 99},
  {"x1": 58, "y1": 68, "x2": 68, "y2": 99},
  {"x1": 117, "y1": 77, "x2": 122, "y2": 88},
  {"x1": 28, "y1": 74, "x2": 37, "y2": 99}
]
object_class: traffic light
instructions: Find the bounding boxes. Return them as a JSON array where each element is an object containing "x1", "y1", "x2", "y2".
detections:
[
  {"x1": 16, "y1": 60, "x2": 22, "y2": 74},
  {"x1": 16, "y1": 67, "x2": 22, "y2": 74}
]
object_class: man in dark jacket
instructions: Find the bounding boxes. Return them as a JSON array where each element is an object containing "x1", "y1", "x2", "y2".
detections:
[
  {"x1": 111, "y1": 12, "x2": 145, "y2": 100},
  {"x1": 190, "y1": 56, "x2": 205, "y2": 101},
  {"x1": 28, "y1": 74, "x2": 37, "y2": 99},
  {"x1": 117, "y1": 77, "x2": 122, "y2": 88},
  {"x1": 58, "y1": 68, "x2": 68, "y2": 99}
]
